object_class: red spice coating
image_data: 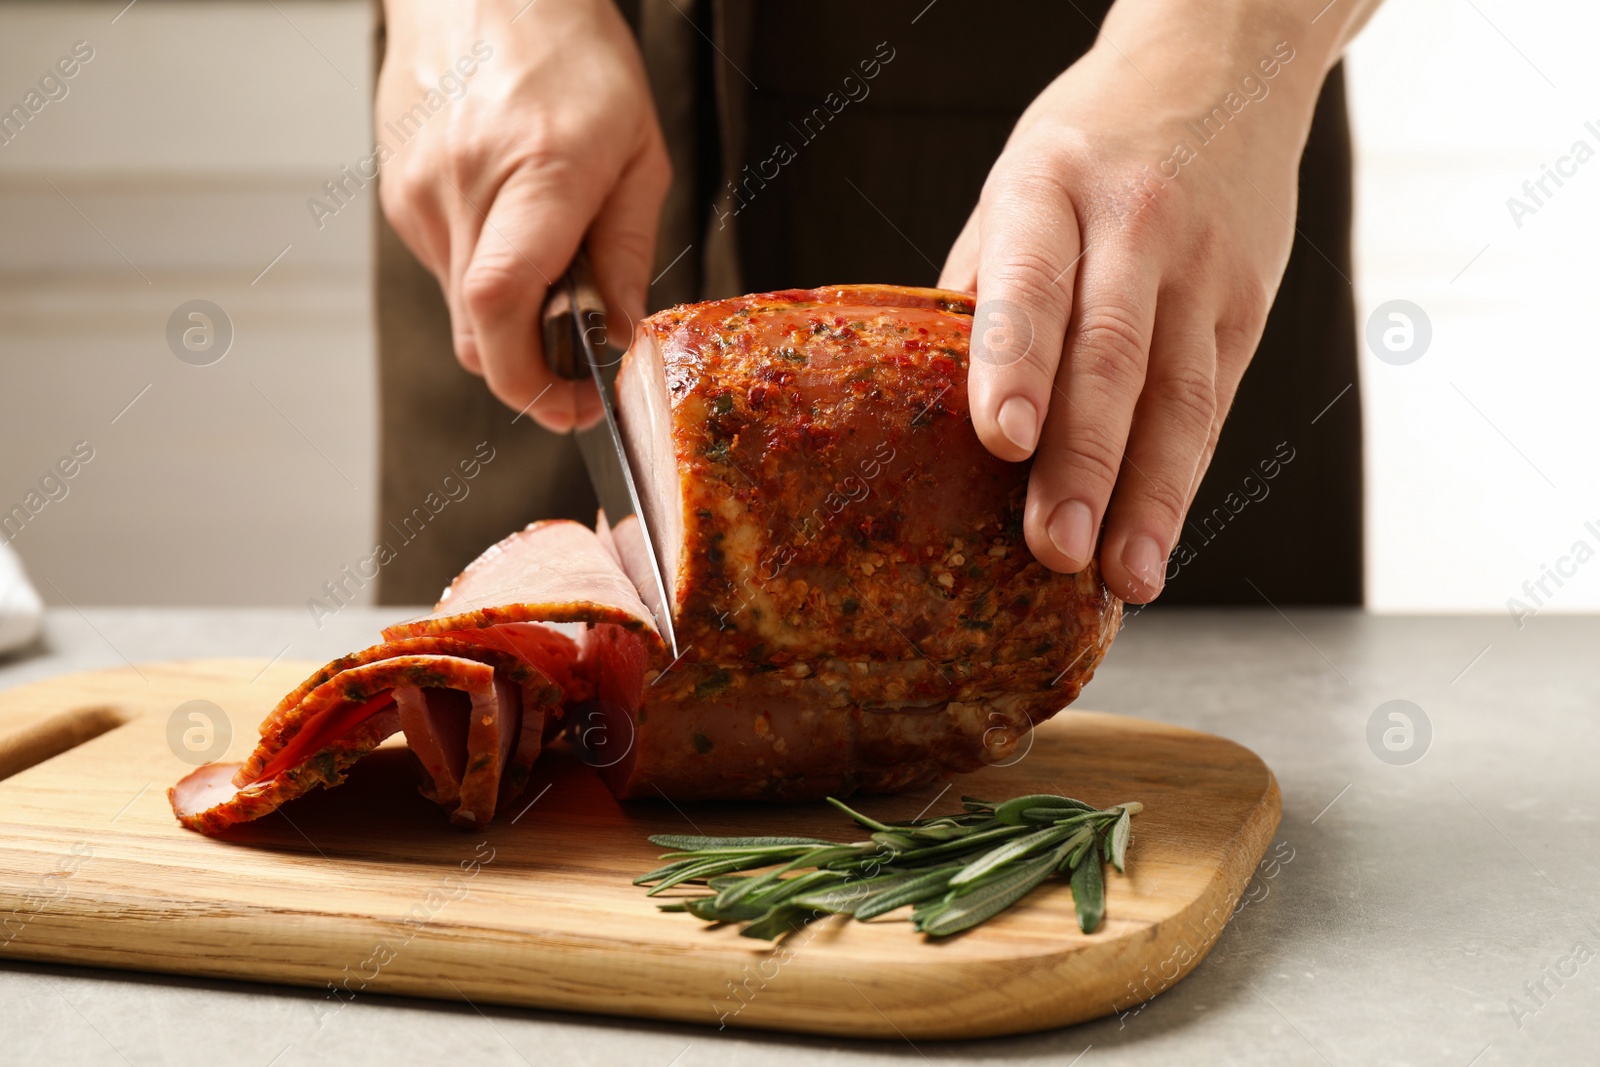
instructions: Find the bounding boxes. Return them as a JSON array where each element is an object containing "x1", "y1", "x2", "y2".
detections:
[{"x1": 606, "y1": 285, "x2": 1123, "y2": 800}]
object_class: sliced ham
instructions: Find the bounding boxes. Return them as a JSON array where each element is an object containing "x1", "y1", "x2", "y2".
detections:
[
  {"x1": 383, "y1": 519, "x2": 660, "y2": 649},
  {"x1": 394, "y1": 685, "x2": 468, "y2": 808},
  {"x1": 170, "y1": 285, "x2": 1121, "y2": 834},
  {"x1": 393, "y1": 670, "x2": 525, "y2": 825},
  {"x1": 169, "y1": 639, "x2": 562, "y2": 833}
]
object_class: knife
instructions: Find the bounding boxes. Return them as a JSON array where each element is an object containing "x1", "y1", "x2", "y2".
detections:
[{"x1": 542, "y1": 248, "x2": 680, "y2": 659}]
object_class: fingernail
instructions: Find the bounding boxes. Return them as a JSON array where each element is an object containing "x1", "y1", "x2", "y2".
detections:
[
  {"x1": 996, "y1": 396, "x2": 1040, "y2": 454},
  {"x1": 1047, "y1": 499, "x2": 1095, "y2": 567},
  {"x1": 1121, "y1": 534, "x2": 1167, "y2": 599}
]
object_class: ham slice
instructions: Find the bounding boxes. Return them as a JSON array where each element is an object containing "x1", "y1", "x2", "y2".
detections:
[
  {"x1": 170, "y1": 285, "x2": 1121, "y2": 834},
  {"x1": 382, "y1": 519, "x2": 659, "y2": 648}
]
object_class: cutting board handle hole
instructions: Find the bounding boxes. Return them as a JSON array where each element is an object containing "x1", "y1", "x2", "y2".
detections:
[{"x1": 0, "y1": 705, "x2": 135, "y2": 782}]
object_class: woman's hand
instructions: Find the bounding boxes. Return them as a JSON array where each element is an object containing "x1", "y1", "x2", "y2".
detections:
[
  {"x1": 942, "y1": 3, "x2": 1376, "y2": 603},
  {"x1": 378, "y1": 0, "x2": 669, "y2": 430}
]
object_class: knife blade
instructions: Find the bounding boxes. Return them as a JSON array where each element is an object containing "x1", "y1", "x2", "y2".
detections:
[{"x1": 542, "y1": 249, "x2": 680, "y2": 658}]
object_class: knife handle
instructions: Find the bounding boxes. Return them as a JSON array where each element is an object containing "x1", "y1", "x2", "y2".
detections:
[{"x1": 542, "y1": 246, "x2": 607, "y2": 381}]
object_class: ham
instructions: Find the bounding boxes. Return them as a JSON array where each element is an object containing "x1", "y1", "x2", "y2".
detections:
[
  {"x1": 169, "y1": 285, "x2": 1120, "y2": 834},
  {"x1": 170, "y1": 637, "x2": 563, "y2": 833},
  {"x1": 598, "y1": 285, "x2": 1120, "y2": 798}
]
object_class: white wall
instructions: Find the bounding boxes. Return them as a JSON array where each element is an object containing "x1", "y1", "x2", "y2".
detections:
[
  {"x1": 0, "y1": 1, "x2": 376, "y2": 606},
  {"x1": 1348, "y1": 0, "x2": 1600, "y2": 615},
  {"x1": 1, "y1": 0, "x2": 1594, "y2": 612}
]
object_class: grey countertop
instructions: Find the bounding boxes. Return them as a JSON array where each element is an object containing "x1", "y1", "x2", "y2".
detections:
[{"x1": 2, "y1": 606, "x2": 1596, "y2": 1066}]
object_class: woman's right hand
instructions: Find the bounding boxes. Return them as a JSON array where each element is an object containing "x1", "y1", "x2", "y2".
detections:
[{"x1": 378, "y1": 0, "x2": 670, "y2": 429}]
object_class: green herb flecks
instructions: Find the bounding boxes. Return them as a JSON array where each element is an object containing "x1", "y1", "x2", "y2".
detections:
[
  {"x1": 693, "y1": 669, "x2": 732, "y2": 699},
  {"x1": 635, "y1": 793, "x2": 1141, "y2": 939}
]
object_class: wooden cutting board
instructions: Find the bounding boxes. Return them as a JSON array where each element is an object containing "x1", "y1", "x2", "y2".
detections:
[{"x1": 0, "y1": 659, "x2": 1279, "y2": 1039}]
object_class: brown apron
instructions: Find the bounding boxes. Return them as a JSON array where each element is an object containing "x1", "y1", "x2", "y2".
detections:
[{"x1": 374, "y1": 0, "x2": 1362, "y2": 607}]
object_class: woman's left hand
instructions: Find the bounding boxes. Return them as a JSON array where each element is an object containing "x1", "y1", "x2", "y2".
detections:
[{"x1": 941, "y1": 1, "x2": 1375, "y2": 603}]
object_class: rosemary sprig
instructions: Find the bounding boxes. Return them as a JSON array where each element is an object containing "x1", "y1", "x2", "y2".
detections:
[{"x1": 636, "y1": 793, "x2": 1141, "y2": 939}]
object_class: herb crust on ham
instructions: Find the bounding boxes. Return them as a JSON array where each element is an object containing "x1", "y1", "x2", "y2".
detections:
[{"x1": 602, "y1": 285, "x2": 1120, "y2": 799}]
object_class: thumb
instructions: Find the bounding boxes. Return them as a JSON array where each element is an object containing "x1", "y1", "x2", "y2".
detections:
[
  {"x1": 587, "y1": 134, "x2": 670, "y2": 346},
  {"x1": 461, "y1": 165, "x2": 597, "y2": 430},
  {"x1": 938, "y1": 208, "x2": 980, "y2": 293}
]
